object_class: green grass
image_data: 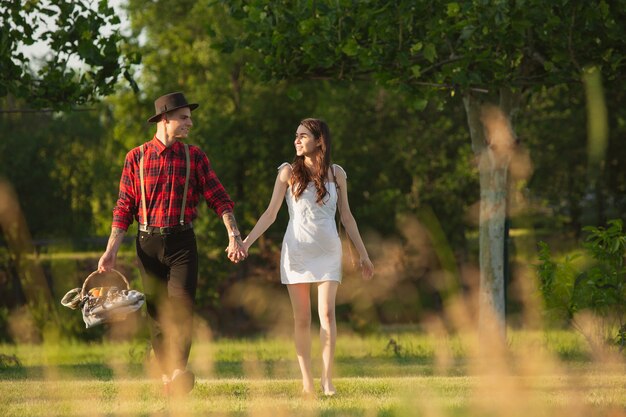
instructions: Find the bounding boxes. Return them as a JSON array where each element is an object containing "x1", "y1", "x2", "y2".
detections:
[{"x1": 0, "y1": 330, "x2": 624, "y2": 417}]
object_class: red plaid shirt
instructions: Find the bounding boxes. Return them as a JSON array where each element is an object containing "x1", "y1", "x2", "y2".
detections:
[{"x1": 112, "y1": 136, "x2": 234, "y2": 230}]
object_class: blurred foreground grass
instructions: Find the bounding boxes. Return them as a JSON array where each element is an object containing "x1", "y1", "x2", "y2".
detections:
[{"x1": 0, "y1": 330, "x2": 624, "y2": 417}]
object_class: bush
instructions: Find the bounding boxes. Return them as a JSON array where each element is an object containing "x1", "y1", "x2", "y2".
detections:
[{"x1": 537, "y1": 219, "x2": 626, "y2": 349}]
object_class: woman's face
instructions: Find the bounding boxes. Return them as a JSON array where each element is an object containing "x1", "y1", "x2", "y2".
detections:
[{"x1": 294, "y1": 124, "x2": 319, "y2": 157}]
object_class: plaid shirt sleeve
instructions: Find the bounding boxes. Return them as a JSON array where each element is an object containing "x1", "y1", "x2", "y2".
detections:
[
  {"x1": 112, "y1": 149, "x2": 138, "y2": 230},
  {"x1": 195, "y1": 148, "x2": 234, "y2": 217}
]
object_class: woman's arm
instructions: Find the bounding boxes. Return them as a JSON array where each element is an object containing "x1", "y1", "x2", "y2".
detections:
[
  {"x1": 243, "y1": 165, "x2": 291, "y2": 251},
  {"x1": 335, "y1": 168, "x2": 374, "y2": 279}
]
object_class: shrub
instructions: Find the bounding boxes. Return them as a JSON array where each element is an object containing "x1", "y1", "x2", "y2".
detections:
[{"x1": 537, "y1": 219, "x2": 626, "y2": 349}]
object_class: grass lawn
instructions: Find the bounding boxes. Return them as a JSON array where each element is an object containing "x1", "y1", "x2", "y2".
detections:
[{"x1": 0, "y1": 330, "x2": 624, "y2": 417}]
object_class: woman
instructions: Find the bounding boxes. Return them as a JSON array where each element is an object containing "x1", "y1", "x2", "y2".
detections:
[{"x1": 237, "y1": 118, "x2": 374, "y2": 396}]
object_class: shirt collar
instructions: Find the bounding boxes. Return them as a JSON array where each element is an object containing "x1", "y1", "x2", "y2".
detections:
[{"x1": 150, "y1": 136, "x2": 183, "y2": 156}]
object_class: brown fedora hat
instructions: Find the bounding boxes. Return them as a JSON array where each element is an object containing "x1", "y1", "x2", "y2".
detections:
[{"x1": 148, "y1": 92, "x2": 199, "y2": 123}]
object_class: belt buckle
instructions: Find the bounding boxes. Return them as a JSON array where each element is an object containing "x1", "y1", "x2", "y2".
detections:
[{"x1": 159, "y1": 226, "x2": 170, "y2": 235}]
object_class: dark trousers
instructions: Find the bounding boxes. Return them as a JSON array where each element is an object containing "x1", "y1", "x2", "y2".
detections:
[{"x1": 136, "y1": 228, "x2": 198, "y2": 376}]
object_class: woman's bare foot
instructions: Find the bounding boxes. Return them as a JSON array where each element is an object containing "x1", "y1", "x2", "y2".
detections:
[{"x1": 321, "y1": 379, "x2": 336, "y2": 396}]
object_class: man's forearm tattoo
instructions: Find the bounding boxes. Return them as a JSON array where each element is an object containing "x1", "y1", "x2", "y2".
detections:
[
  {"x1": 106, "y1": 227, "x2": 126, "y2": 251},
  {"x1": 223, "y1": 211, "x2": 240, "y2": 235}
]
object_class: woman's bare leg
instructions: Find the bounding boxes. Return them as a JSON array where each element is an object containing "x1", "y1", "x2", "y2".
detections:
[
  {"x1": 317, "y1": 280, "x2": 339, "y2": 395},
  {"x1": 287, "y1": 283, "x2": 314, "y2": 393}
]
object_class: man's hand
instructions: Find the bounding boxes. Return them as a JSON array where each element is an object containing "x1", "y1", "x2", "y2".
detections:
[
  {"x1": 226, "y1": 236, "x2": 247, "y2": 263},
  {"x1": 97, "y1": 250, "x2": 116, "y2": 272},
  {"x1": 221, "y1": 211, "x2": 247, "y2": 263},
  {"x1": 98, "y1": 227, "x2": 125, "y2": 272}
]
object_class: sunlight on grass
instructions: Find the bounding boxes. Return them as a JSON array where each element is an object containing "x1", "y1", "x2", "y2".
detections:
[
  {"x1": 1, "y1": 330, "x2": 624, "y2": 417},
  {"x1": 1, "y1": 375, "x2": 624, "y2": 417}
]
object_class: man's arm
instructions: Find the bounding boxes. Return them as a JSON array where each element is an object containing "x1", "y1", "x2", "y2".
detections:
[
  {"x1": 100, "y1": 151, "x2": 136, "y2": 272},
  {"x1": 98, "y1": 227, "x2": 126, "y2": 272},
  {"x1": 222, "y1": 210, "x2": 247, "y2": 263}
]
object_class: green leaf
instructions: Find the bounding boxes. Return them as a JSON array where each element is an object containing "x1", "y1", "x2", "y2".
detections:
[
  {"x1": 446, "y1": 3, "x2": 460, "y2": 17},
  {"x1": 423, "y1": 43, "x2": 437, "y2": 63},
  {"x1": 287, "y1": 86, "x2": 303, "y2": 101},
  {"x1": 40, "y1": 7, "x2": 57, "y2": 17},
  {"x1": 298, "y1": 18, "x2": 315, "y2": 35},
  {"x1": 410, "y1": 42, "x2": 423, "y2": 54},
  {"x1": 98, "y1": 0, "x2": 108, "y2": 14},
  {"x1": 412, "y1": 97, "x2": 428, "y2": 111},
  {"x1": 123, "y1": 69, "x2": 139, "y2": 93},
  {"x1": 599, "y1": 1, "x2": 610, "y2": 18},
  {"x1": 411, "y1": 65, "x2": 421, "y2": 78},
  {"x1": 459, "y1": 25, "x2": 475, "y2": 40},
  {"x1": 341, "y1": 38, "x2": 359, "y2": 57}
]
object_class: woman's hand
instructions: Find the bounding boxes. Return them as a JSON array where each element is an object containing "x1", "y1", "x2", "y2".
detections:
[
  {"x1": 242, "y1": 237, "x2": 251, "y2": 253},
  {"x1": 226, "y1": 236, "x2": 247, "y2": 263},
  {"x1": 360, "y1": 258, "x2": 374, "y2": 280}
]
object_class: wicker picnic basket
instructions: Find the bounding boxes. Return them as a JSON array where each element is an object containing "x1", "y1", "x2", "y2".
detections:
[
  {"x1": 61, "y1": 269, "x2": 144, "y2": 328},
  {"x1": 80, "y1": 269, "x2": 130, "y2": 297}
]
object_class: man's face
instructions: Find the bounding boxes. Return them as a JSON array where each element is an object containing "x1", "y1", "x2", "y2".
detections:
[{"x1": 164, "y1": 107, "x2": 193, "y2": 138}]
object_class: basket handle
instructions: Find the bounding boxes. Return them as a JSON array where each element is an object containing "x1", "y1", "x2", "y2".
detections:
[{"x1": 80, "y1": 268, "x2": 130, "y2": 298}]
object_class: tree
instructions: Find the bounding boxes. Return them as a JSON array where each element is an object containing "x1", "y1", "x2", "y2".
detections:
[
  {"x1": 0, "y1": 0, "x2": 139, "y2": 341},
  {"x1": 0, "y1": 0, "x2": 139, "y2": 109},
  {"x1": 219, "y1": 0, "x2": 626, "y2": 339}
]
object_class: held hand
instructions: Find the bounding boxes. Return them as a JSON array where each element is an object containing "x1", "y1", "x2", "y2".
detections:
[
  {"x1": 226, "y1": 237, "x2": 247, "y2": 263},
  {"x1": 360, "y1": 258, "x2": 374, "y2": 280},
  {"x1": 232, "y1": 240, "x2": 248, "y2": 263},
  {"x1": 242, "y1": 237, "x2": 250, "y2": 253},
  {"x1": 97, "y1": 251, "x2": 116, "y2": 273}
]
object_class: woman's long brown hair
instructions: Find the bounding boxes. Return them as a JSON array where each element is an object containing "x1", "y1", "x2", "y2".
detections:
[{"x1": 291, "y1": 118, "x2": 332, "y2": 204}]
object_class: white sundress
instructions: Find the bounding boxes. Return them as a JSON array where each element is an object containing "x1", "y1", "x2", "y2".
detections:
[{"x1": 279, "y1": 162, "x2": 346, "y2": 284}]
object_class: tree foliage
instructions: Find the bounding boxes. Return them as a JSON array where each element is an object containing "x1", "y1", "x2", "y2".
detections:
[
  {"x1": 221, "y1": 1, "x2": 625, "y2": 95},
  {"x1": 0, "y1": 0, "x2": 139, "y2": 109},
  {"x1": 521, "y1": 83, "x2": 626, "y2": 234}
]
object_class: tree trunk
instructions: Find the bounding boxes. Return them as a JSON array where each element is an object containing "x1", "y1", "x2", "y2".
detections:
[
  {"x1": 0, "y1": 179, "x2": 58, "y2": 339},
  {"x1": 476, "y1": 145, "x2": 509, "y2": 340},
  {"x1": 463, "y1": 90, "x2": 519, "y2": 343}
]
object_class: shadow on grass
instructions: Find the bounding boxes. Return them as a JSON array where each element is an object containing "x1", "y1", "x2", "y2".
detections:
[
  {"x1": 554, "y1": 349, "x2": 592, "y2": 362},
  {"x1": 211, "y1": 356, "x2": 462, "y2": 379},
  {"x1": 0, "y1": 356, "x2": 448, "y2": 381},
  {"x1": 0, "y1": 363, "x2": 144, "y2": 380},
  {"x1": 318, "y1": 408, "x2": 404, "y2": 417}
]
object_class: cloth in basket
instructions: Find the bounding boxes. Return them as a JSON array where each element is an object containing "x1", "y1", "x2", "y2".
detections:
[{"x1": 61, "y1": 269, "x2": 145, "y2": 328}]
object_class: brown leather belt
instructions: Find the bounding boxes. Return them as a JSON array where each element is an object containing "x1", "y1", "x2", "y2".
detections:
[{"x1": 139, "y1": 223, "x2": 193, "y2": 235}]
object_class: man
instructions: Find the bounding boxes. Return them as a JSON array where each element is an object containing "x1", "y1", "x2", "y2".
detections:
[{"x1": 98, "y1": 92, "x2": 246, "y2": 395}]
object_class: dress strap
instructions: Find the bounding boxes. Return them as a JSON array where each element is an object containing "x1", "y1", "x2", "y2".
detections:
[
  {"x1": 332, "y1": 164, "x2": 347, "y2": 179},
  {"x1": 277, "y1": 162, "x2": 291, "y2": 171}
]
